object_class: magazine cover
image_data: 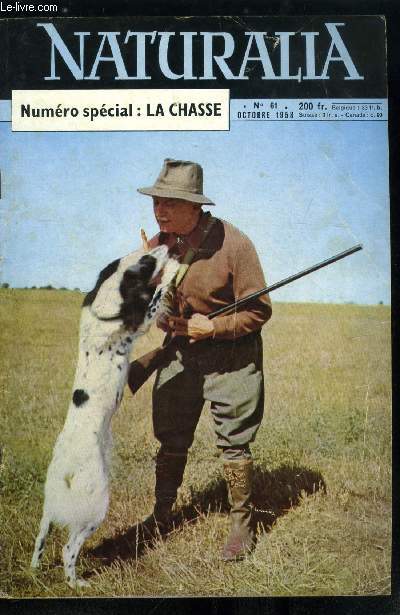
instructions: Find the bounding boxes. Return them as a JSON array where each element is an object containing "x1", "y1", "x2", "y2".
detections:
[{"x1": 0, "y1": 6, "x2": 392, "y2": 603}]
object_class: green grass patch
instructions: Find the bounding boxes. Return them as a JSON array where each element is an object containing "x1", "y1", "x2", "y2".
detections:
[{"x1": 0, "y1": 289, "x2": 391, "y2": 597}]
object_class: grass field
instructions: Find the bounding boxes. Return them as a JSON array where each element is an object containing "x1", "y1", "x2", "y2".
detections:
[{"x1": 0, "y1": 288, "x2": 392, "y2": 597}]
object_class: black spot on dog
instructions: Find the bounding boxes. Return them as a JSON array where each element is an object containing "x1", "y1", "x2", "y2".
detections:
[
  {"x1": 152, "y1": 289, "x2": 162, "y2": 305},
  {"x1": 116, "y1": 350, "x2": 125, "y2": 356},
  {"x1": 90, "y1": 526, "x2": 96, "y2": 532},
  {"x1": 99, "y1": 350, "x2": 103, "y2": 355},
  {"x1": 126, "y1": 337, "x2": 132, "y2": 343},
  {"x1": 117, "y1": 365, "x2": 122, "y2": 371},
  {"x1": 82, "y1": 258, "x2": 121, "y2": 307},
  {"x1": 39, "y1": 539, "x2": 45, "y2": 551},
  {"x1": 86, "y1": 351, "x2": 89, "y2": 357},
  {"x1": 73, "y1": 389, "x2": 90, "y2": 407},
  {"x1": 108, "y1": 345, "x2": 112, "y2": 351}
]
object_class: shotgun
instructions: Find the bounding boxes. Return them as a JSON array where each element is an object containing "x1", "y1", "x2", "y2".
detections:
[{"x1": 128, "y1": 244, "x2": 363, "y2": 394}]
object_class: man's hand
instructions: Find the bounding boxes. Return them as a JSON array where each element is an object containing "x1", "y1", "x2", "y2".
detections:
[{"x1": 168, "y1": 313, "x2": 215, "y2": 341}]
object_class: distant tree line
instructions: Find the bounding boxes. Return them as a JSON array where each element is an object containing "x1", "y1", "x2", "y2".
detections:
[
  {"x1": 0, "y1": 284, "x2": 387, "y2": 305},
  {"x1": 1, "y1": 283, "x2": 82, "y2": 291}
]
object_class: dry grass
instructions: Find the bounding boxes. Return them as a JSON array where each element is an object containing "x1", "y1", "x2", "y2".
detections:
[{"x1": 0, "y1": 289, "x2": 392, "y2": 597}]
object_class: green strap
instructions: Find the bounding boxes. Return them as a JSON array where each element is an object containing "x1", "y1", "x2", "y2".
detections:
[
  {"x1": 171, "y1": 215, "x2": 216, "y2": 289},
  {"x1": 173, "y1": 246, "x2": 196, "y2": 288},
  {"x1": 163, "y1": 215, "x2": 216, "y2": 314}
]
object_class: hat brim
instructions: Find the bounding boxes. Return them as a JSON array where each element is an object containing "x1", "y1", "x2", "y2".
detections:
[{"x1": 137, "y1": 186, "x2": 215, "y2": 205}]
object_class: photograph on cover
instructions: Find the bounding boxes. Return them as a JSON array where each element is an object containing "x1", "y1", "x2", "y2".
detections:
[{"x1": 0, "y1": 15, "x2": 391, "y2": 598}]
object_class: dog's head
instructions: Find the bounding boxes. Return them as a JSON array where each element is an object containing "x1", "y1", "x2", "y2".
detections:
[{"x1": 118, "y1": 245, "x2": 173, "y2": 330}]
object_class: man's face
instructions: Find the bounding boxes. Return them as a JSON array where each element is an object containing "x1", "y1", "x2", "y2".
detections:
[{"x1": 153, "y1": 197, "x2": 201, "y2": 234}]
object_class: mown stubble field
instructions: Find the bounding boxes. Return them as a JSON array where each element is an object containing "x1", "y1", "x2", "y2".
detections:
[{"x1": 0, "y1": 289, "x2": 392, "y2": 597}]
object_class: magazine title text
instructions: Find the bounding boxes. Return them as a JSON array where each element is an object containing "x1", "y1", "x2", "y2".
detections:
[{"x1": 37, "y1": 22, "x2": 364, "y2": 82}]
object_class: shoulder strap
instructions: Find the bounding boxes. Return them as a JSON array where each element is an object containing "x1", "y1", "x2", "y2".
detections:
[
  {"x1": 161, "y1": 215, "x2": 216, "y2": 316},
  {"x1": 172, "y1": 214, "x2": 216, "y2": 289}
]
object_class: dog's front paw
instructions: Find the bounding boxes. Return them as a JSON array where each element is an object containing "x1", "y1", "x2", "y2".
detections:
[{"x1": 67, "y1": 577, "x2": 90, "y2": 589}]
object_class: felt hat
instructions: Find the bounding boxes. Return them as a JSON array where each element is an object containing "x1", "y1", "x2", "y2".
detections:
[{"x1": 138, "y1": 158, "x2": 215, "y2": 205}]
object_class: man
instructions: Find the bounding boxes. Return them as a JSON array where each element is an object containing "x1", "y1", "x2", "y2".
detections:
[{"x1": 130, "y1": 158, "x2": 272, "y2": 561}]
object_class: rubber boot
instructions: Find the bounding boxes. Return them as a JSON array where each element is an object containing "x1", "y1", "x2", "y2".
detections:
[
  {"x1": 141, "y1": 448, "x2": 187, "y2": 539},
  {"x1": 222, "y1": 459, "x2": 255, "y2": 561}
]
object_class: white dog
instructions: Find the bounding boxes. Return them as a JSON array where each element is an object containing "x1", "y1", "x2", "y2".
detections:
[{"x1": 31, "y1": 244, "x2": 179, "y2": 588}]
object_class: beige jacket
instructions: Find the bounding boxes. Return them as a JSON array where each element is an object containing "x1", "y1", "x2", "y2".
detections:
[{"x1": 149, "y1": 212, "x2": 272, "y2": 340}]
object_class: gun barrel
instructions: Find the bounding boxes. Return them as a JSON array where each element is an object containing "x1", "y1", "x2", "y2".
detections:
[{"x1": 208, "y1": 244, "x2": 363, "y2": 320}]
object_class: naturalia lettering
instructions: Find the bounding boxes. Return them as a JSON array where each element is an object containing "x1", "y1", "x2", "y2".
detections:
[{"x1": 37, "y1": 22, "x2": 364, "y2": 82}]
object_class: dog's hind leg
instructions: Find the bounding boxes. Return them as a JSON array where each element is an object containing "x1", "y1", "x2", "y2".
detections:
[
  {"x1": 62, "y1": 524, "x2": 98, "y2": 588},
  {"x1": 31, "y1": 515, "x2": 52, "y2": 569}
]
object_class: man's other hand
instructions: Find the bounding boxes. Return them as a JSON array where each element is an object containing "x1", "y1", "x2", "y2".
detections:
[{"x1": 168, "y1": 314, "x2": 215, "y2": 341}]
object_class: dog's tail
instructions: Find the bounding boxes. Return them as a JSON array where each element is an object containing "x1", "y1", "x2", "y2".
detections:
[{"x1": 31, "y1": 515, "x2": 52, "y2": 568}]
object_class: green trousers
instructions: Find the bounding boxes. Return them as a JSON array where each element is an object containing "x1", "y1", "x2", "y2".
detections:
[{"x1": 152, "y1": 332, "x2": 264, "y2": 460}]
